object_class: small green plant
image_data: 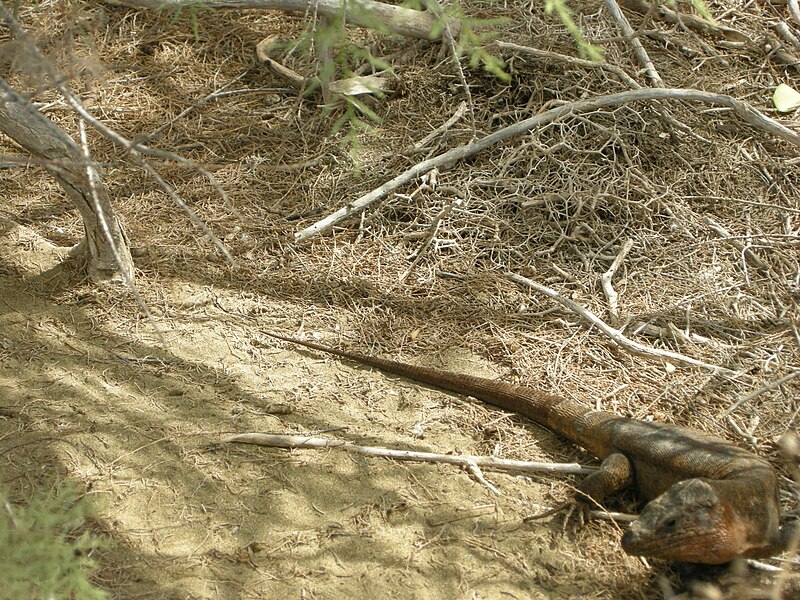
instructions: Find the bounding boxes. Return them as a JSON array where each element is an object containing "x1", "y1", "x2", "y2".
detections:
[
  {"x1": 159, "y1": 0, "x2": 213, "y2": 41},
  {"x1": 405, "y1": 0, "x2": 510, "y2": 80},
  {"x1": 544, "y1": 0, "x2": 603, "y2": 60},
  {"x1": 306, "y1": 0, "x2": 512, "y2": 158},
  {"x1": 330, "y1": 93, "x2": 383, "y2": 164},
  {"x1": 687, "y1": 0, "x2": 716, "y2": 23},
  {"x1": 458, "y1": 25, "x2": 510, "y2": 82},
  {"x1": 0, "y1": 482, "x2": 106, "y2": 600}
]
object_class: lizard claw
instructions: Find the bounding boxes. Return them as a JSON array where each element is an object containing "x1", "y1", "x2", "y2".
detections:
[
  {"x1": 562, "y1": 501, "x2": 587, "y2": 530},
  {"x1": 524, "y1": 499, "x2": 592, "y2": 531},
  {"x1": 558, "y1": 499, "x2": 596, "y2": 532}
]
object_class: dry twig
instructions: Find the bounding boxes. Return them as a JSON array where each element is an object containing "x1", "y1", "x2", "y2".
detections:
[
  {"x1": 413, "y1": 101, "x2": 468, "y2": 151},
  {"x1": 603, "y1": 0, "x2": 663, "y2": 86},
  {"x1": 772, "y1": 21, "x2": 800, "y2": 53},
  {"x1": 104, "y1": 0, "x2": 456, "y2": 40},
  {"x1": 619, "y1": 0, "x2": 746, "y2": 41},
  {"x1": 295, "y1": 88, "x2": 800, "y2": 240},
  {"x1": 600, "y1": 239, "x2": 634, "y2": 321},
  {"x1": 788, "y1": 0, "x2": 800, "y2": 26},
  {"x1": 493, "y1": 42, "x2": 641, "y2": 89},
  {"x1": 507, "y1": 272, "x2": 741, "y2": 376},
  {"x1": 722, "y1": 370, "x2": 800, "y2": 417},
  {"x1": 224, "y1": 432, "x2": 597, "y2": 478},
  {"x1": 704, "y1": 217, "x2": 773, "y2": 280},
  {"x1": 399, "y1": 192, "x2": 459, "y2": 282}
]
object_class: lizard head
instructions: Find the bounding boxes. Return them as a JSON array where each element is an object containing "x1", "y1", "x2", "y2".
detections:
[{"x1": 621, "y1": 478, "x2": 746, "y2": 564}]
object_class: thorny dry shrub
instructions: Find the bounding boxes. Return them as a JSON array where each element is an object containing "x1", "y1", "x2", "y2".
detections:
[{"x1": 1, "y1": 0, "x2": 799, "y2": 598}]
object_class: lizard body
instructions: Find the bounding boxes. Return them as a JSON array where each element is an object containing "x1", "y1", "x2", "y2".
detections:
[{"x1": 264, "y1": 331, "x2": 785, "y2": 564}]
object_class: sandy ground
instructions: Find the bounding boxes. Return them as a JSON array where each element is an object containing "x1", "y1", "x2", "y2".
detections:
[{"x1": 2, "y1": 1, "x2": 800, "y2": 598}]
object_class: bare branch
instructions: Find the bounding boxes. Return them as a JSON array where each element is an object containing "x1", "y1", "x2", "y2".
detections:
[
  {"x1": 600, "y1": 239, "x2": 634, "y2": 320},
  {"x1": 507, "y1": 272, "x2": 741, "y2": 376},
  {"x1": 295, "y1": 88, "x2": 800, "y2": 240},
  {"x1": 0, "y1": 3, "x2": 234, "y2": 265},
  {"x1": 466, "y1": 462, "x2": 500, "y2": 495},
  {"x1": 104, "y1": 0, "x2": 456, "y2": 40},
  {"x1": 493, "y1": 42, "x2": 641, "y2": 90},
  {"x1": 619, "y1": 0, "x2": 747, "y2": 42},
  {"x1": 791, "y1": 0, "x2": 800, "y2": 26},
  {"x1": 223, "y1": 433, "x2": 597, "y2": 476},
  {"x1": 413, "y1": 101, "x2": 469, "y2": 151},
  {"x1": 704, "y1": 217, "x2": 773, "y2": 278},
  {"x1": 603, "y1": 0, "x2": 662, "y2": 86},
  {"x1": 77, "y1": 119, "x2": 137, "y2": 288},
  {"x1": 0, "y1": 76, "x2": 134, "y2": 282},
  {"x1": 722, "y1": 370, "x2": 800, "y2": 417}
]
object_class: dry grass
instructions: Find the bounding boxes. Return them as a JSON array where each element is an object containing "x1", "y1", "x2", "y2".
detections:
[{"x1": 1, "y1": 0, "x2": 799, "y2": 598}]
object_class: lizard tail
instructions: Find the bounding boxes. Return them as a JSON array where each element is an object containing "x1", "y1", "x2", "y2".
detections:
[{"x1": 262, "y1": 331, "x2": 610, "y2": 456}]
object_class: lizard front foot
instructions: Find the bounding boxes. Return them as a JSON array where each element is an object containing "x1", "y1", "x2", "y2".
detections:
[{"x1": 523, "y1": 499, "x2": 593, "y2": 531}]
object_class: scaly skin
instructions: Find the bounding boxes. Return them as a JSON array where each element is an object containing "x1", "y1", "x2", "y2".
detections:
[{"x1": 264, "y1": 331, "x2": 785, "y2": 564}]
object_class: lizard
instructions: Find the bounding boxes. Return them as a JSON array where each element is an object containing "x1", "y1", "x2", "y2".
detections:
[{"x1": 262, "y1": 330, "x2": 787, "y2": 564}]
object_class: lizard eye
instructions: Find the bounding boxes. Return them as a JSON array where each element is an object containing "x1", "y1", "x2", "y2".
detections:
[{"x1": 661, "y1": 517, "x2": 679, "y2": 533}]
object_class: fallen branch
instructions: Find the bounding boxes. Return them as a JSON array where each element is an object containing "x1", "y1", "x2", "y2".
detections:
[
  {"x1": 722, "y1": 370, "x2": 800, "y2": 417},
  {"x1": 619, "y1": 0, "x2": 747, "y2": 42},
  {"x1": 791, "y1": 0, "x2": 800, "y2": 26},
  {"x1": 256, "y1": 38, "x2": 305, "y2": 91},
  {"x1": 704, "y1": 217, "x2": 773, "y2": 278},
  {"x1": 627, "y1": 321, "x2": 735, "y2": 350},
  {"x1": 603, "y1": 0, "x2": 662, "y2": 86},
  {"x1": 104, "y1": 0, "x2": 457, "y2": 40},
  {"x1": 600, "y1": 239, "x2": 634, "y2": 321},
  {"x1": 466, "y1": 462, "x2": 499, "y2": 495},
  {"x1": 223, "y1": 433, "x2": 597, "y2": 479},
  {"x1": 493, "y1": 42, "x2": 641, "y2": 90},
  {"x1": 507, "y1": 272, "x2": 741, "y2": 376},
  {"x1": 295, "y1": 88, "x2": 800, "y2": 240},
  {"x1": 772, "y1": 21, "x2": 800, "y2": 53},
  {"x1": 414, "y1": 101, "x2": 468, "y2": 150},
  {"x1": 620, "y1": 0, "x2": 800, "y2": 67}
]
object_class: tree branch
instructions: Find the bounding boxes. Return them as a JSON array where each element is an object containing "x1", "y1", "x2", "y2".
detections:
[
  {"x1": 223, "y1": 432, "x2": 597, "y2": 477},
  {"x1": 104, "y1": 0, "x2": 457, "y2": 40},
  {"x1": 507, "y1": 272, "x2": 741, "y2": 377},
  {"x1": 295, "y1": 88, "x2": 800, "y2": 240},
  {"x1": 603, "y1": 0, "x2": 662, "y2": 86}
]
